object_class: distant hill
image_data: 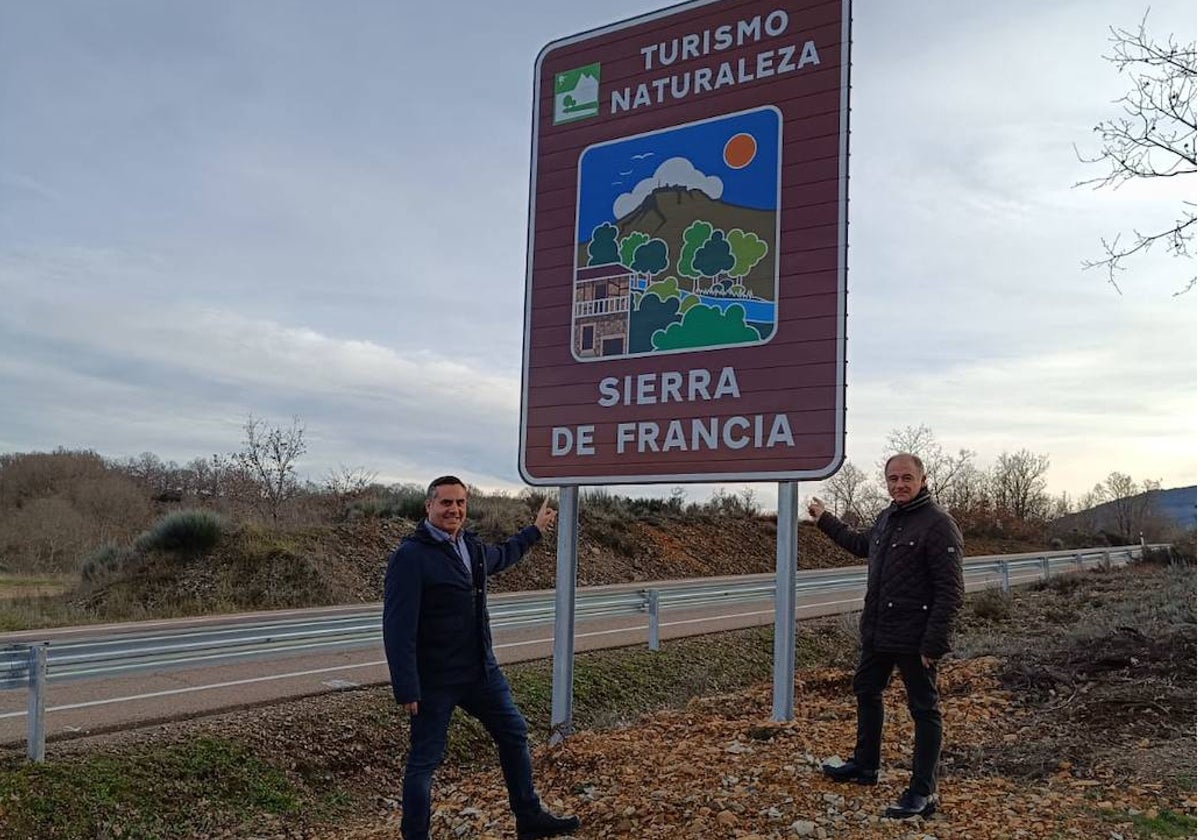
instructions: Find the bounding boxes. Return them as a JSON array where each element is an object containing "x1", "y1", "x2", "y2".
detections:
[
  {"x1": 1057, "y1": 485, "x2": 1196, "y2": 535},
  {"x1": 1154, "y1": 485, "x2": 1198, "y2": 528}
]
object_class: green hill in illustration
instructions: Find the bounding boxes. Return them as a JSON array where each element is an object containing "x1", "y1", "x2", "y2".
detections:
[{"x1": 577, "y1": 186, "x2": 777, "y2": 301}]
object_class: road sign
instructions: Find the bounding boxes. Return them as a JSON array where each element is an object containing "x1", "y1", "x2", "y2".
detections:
[{"x1": 521, "y1": 0, "x2": 850, "y2": 485}]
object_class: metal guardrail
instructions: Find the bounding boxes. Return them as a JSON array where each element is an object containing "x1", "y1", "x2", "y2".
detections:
[{"x1": 0, "y1": 543, "x2": 1158, "y2": 760}]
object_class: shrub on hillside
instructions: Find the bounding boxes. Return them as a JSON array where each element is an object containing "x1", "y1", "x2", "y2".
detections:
[
  {"x1": 468, "y1": 493, "x2": 533, "y2": 542},
  {"x1": 1143, "y1": 532, "x2": 1196, "y2": 566},
  {"x1": 134, "y1": 509, "x2": 227, "y2": 558},
  {"x1": 343, "y1": 484, "x2": 425, "y2": 521},
  {"x1": 79, "y1": 543, "x2": 138, "y2": 586},
  {"x1": 971, "y1": 586, "x2": 1014, "y2": 620}
]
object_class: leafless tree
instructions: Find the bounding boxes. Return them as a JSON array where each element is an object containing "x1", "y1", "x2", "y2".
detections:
[
  {"x1": 1093, "y1": 471, "x2": 1163, "y2": 539},
  {"x1": 1048, "y1": 491, "x2": 1075, "y2": 521},
  {"x1": 991, "y1": 449, "x2": 1051, "y2": 521},
  {"x1": 880, "y1": 425, "x2": 975, "y2": 503},
  {"x1": 235, "y1": 415, "x2": 307, "y2": 523},
  {"x1": 939, "y1": 461, "x2": 992, "y2": 516},
  {"x1": 738, "y1": 486, "x2": 760, "y2": 517},
  {"x1": 1076, "y1": 13, "x2": 1196, "y2": 294},
  {"x1": 822, "y1": 460, "x2": 887, "y2": 525},
  {"x1": 324, "y1": 464, "x2": 377, "y2": 500}
]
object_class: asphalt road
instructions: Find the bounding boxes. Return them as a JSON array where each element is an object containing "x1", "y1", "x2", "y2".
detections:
[{"x1": 0, "y1": 564, "x2": 1046, "y2": 747}]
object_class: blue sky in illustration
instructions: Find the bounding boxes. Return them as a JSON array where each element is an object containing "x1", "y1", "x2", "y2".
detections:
[{"x1": 576, "y1": 106, "x2": 781, "y2": 241}]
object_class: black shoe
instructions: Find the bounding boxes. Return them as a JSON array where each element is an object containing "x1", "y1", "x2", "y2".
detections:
[
  {"x1": 883, "y1": 789, "x2": 936, "y2": 819},
  {"x1": 517, "y1": 810, "x2": 580, "y2": 840},
  {"x1": 819, "y1": 757, "x2": 878, "y2": 785}
]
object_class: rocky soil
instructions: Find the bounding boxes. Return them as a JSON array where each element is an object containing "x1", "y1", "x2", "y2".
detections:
[
  {"x1": 318, "y1": 657, "x2": 1195, "y2": 840},
  {"x1": 306, "y1": 562, "x2": 1197, "y2": 840}
]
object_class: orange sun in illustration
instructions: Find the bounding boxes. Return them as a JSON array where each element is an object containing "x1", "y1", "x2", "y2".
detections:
[{"x1": 723, "y1": 132, "x2": 757, "y2": 169}]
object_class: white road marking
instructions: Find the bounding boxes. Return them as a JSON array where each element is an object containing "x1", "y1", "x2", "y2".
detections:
[{"x1": 0, "y1": 597, "x2": 863, "y2": 721}]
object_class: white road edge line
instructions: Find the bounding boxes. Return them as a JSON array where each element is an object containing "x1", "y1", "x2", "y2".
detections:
[{"x1": 0, "y1": 598, "x2": 864, "y2": 720}]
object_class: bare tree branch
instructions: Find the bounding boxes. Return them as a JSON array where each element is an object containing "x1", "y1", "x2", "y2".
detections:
[
  {"x1": 235, "y1": 415, "x2": 307, "y2": 523},
  {"x1": 1076, "y1": 12, "x2": 1196, "y2": 294}
]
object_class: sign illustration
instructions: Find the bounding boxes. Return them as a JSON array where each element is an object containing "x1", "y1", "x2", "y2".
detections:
[
  {"x1": 573, "y1": 107, "x2": 780, "y2": 361},
  {"x1": 522, "y1": 0, "x2": 851, "y2": 485},
  {"x1": 554, "y1": 64, "x2": 601, "y2": 125}
]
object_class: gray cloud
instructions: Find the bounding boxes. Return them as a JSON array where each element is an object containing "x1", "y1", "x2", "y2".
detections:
[{"x1": 0, "y1": 0, "x2": 1193, "y2": 500}]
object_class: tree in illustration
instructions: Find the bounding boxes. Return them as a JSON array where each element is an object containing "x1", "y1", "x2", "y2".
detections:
[
  {"x1": 652, "y1": 302, "x2": 759, "y2": 350},
  {"x1": 693, "y1": 230, "x2": 735, "y2": 292},
  {"x1": 587, "y1": 222, "x2": 620, "y2": 265},
  {"x1": 631, "y1": 238, "x2": 669, "y2": 284},
  {"x1": 645, "y1": 276, "x2": 681, "y2": 301},
  {"x1": 618, "y1": 232, "x2": 650, "y2": 268},
  {"x1": 677, "y1": 220, "x2": 713, "y2": 291},
  {"x1": 727, "y1": 229, "x2": 769, "y2": 295},
  {"x1": 628, "y1": 292, "x2": 681, "y2": 354}
]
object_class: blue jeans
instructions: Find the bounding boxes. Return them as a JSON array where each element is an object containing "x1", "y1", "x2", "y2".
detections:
[
  {"x1": 851, "y1": 648, "x2": 942, "y2": 796},
  {"x1": 401, "y1": 668, "x2": 541, "y2": 840}
]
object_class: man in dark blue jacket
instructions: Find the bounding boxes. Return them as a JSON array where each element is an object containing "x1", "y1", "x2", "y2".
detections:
[
  {"x1": 808, "y1": 453, "x2": 964, "y2": 820},
  {"x1": 382, "y1": 475, "x2": 579, "y2": 840}
]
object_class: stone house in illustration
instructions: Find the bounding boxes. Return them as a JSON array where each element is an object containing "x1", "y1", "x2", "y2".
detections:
[{"x1": 573, "y1": 263, "x2": 635, "y2": 358}]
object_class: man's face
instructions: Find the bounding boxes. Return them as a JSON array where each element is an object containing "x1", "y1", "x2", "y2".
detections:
[
  {"x1": 426, "y1": 483, "x2": 467, "y2": 537},
  {"x1": 885, "y1": 456, "x2": 926, "y2": 504}
]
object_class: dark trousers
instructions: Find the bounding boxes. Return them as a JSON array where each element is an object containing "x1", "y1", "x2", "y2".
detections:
[
  {"x1": 401, "y1": 668, "x2": 541, "y2": 840},
  {"x1": 851, "y1": 648, "x2": 942, "y2": 797}
]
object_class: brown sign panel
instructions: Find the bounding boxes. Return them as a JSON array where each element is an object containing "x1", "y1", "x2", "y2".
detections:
[{"x1": 521, "y1": 0, "x2": 850, "y2": 485}]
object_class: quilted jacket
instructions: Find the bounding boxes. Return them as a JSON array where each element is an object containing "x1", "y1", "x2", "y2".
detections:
[{"x1": 817, "y1": 488, "x2": 964, "y2": 657}]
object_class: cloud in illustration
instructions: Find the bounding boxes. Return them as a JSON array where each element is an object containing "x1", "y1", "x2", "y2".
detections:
[{"x1": 612, "y1": 157, "x2": 723, "y2": 219}]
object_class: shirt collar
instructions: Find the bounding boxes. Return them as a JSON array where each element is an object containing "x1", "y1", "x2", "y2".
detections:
[{"x1": 424, "y1": 519, "x2": 463, "y2": 544}]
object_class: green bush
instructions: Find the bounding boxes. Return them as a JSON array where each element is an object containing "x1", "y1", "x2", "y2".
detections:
[
  {"x1": 133, "y1": 509, "x2": 226, "y2": 558},
  {"x1": 79, "y1": 543, "x2": 136, "y2": 584}
]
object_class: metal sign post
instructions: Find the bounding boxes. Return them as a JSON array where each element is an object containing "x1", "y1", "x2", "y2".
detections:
[
  {"x1": 772, "y1": 482, "x2": 798, "y2": 721},
  {"x1": 549, "y1": 486, "x2": 580, "y2": 744}
]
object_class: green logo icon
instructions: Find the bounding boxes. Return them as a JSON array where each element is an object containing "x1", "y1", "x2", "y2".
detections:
[{"x1": 554, "y1": 63, "x2": 601, "y2": 125}]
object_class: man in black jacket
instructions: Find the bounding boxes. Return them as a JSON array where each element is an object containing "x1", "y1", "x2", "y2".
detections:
[
  {"x1": 808, "y1": 453, "x2": 964, "y2": 819},
  {"x1": 382, "y1": 476, "x2": 579, "y2": 840}
]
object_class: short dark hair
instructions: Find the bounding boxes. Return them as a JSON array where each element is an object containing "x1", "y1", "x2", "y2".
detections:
[
  {"x1": 884, "y1": 453, "x2": 925, "y2": 475},
  {"x1": 425, "y1": 475, "x2": 467, "y2": 502}
]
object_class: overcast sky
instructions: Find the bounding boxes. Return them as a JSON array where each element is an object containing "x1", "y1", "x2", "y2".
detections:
[{"x1": 1, "y1": 0, "x2": 1195, "y2": 508}]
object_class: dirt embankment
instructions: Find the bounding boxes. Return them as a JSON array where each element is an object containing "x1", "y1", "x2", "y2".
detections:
[{"x1": 170, "y1": 516, "x2": 1052, "y2": 611}]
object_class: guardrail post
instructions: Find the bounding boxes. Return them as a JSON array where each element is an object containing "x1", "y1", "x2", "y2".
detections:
[
  {"x1": 549, "y1": 486, "x2": 579, "y2": 745},
  {"x1": 646, "y1": 589, "x2": 660, "y2": 651},
  {"x1": 772, "y1": 482, "x2": 798, "y2": 722},
  {"x1": 1074, "y1": 553, "x2": 1084, "y2": 572},
  {"x1": 998, "y1": 561, "x2": 1010, "y2": 594},
  {"x1": 1102, "y1": 550, "x2": 1112, "y2": 569},
  {"x1": 27, "y1": 643, "x2": 47, "y2": 763},
  {"x1": 1040, "y1": 556, "x2": 1051, "y2": 581}
]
